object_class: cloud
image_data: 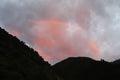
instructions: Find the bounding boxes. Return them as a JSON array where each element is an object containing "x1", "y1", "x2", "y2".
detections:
[
  {"x1": 10, "y1": 29, "x2": 21, "y2": 36},
  {"x1": 1, "y1": 0, "x2": 120, "y2": 64}
]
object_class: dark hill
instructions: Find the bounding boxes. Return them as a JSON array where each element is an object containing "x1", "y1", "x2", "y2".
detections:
[
  {"x1": 0, "y1": 27, "x2": 60, "y2": 80},
  {"x1": 53, "y1": 57, "x2": 120, "y2": 80},
  {"x1": 112, "y1": 59, "x2": 120, "y2": 64},
  {"x1": 1, "y1": 27, "x2": 120, "y2": 80}
]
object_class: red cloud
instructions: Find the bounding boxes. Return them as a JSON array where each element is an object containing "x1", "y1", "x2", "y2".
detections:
[
  {"x1": 30, "y1": 19, "x2": 101, "y2": 64},
  {"x1": 88, "y1": 41, "x2": 100, "y2": 60},
  {"x1": 10, "y1": 29, "x2": 21, "y2": 37},
  {"x1": 31, "y1": 19, "x2": 77, "y2": 62}
]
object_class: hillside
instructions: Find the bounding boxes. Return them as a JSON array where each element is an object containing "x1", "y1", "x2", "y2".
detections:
[
  {"x1": 1, "y1": 27, "x2": 120, "y2": 80},
  {"x1": 53, "y1": 57, "x2": 120, "y2": 80},
  {"x1": 0, "y1": 27, "x2": 59, "y2": 80}
]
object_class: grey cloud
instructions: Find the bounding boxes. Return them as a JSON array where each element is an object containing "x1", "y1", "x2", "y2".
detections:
[{"x1": 0, "y1": 0, "x2": 120, "y2": 64}]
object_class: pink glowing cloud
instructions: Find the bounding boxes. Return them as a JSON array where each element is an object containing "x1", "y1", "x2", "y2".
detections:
[
  {"x1": 10, "y1": 29, "x2": 21, "y2": 37},
  {"x1": 1, "y1": 0, "x2": 120, "y2": 64},
  {"x1": 29, "y1": 19, "x2": 101, "y2": 64}
]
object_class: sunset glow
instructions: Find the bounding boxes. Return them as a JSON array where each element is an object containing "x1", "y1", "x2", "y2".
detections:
[{"x1": 1, "y1": 0, "x2": 120, "y2": 64}]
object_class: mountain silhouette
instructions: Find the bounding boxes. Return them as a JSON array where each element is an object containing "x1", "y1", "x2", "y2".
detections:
[
  {"x1": 53, "y1": 57, "x2": 120, "y2": 80},
  {"x1": 0, "y1": 27, "x2": 60, "y2": 80},
  {"x1": 1, "y1": 27, "x2": 120, "y2": 80}
]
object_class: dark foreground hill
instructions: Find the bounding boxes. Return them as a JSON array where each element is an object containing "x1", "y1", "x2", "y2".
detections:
[
  {"x1": 0, "y1": 27, "x2": 61, "y2": 80},
  {"x1": 53, "y1": 57, "x2": 120, "y2": 80},
  {"x1": 1, "y1": 27, "x2": 120, "y2": 80}
]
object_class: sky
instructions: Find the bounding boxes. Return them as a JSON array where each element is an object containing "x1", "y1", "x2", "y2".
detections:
[{"x1": 0, "y1": 0, "x2": 120, "y2": 64}]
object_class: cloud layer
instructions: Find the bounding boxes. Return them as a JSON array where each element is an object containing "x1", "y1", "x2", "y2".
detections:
[{"x1": 1, "y1": 0, "x2": 120, "y2": 64}]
